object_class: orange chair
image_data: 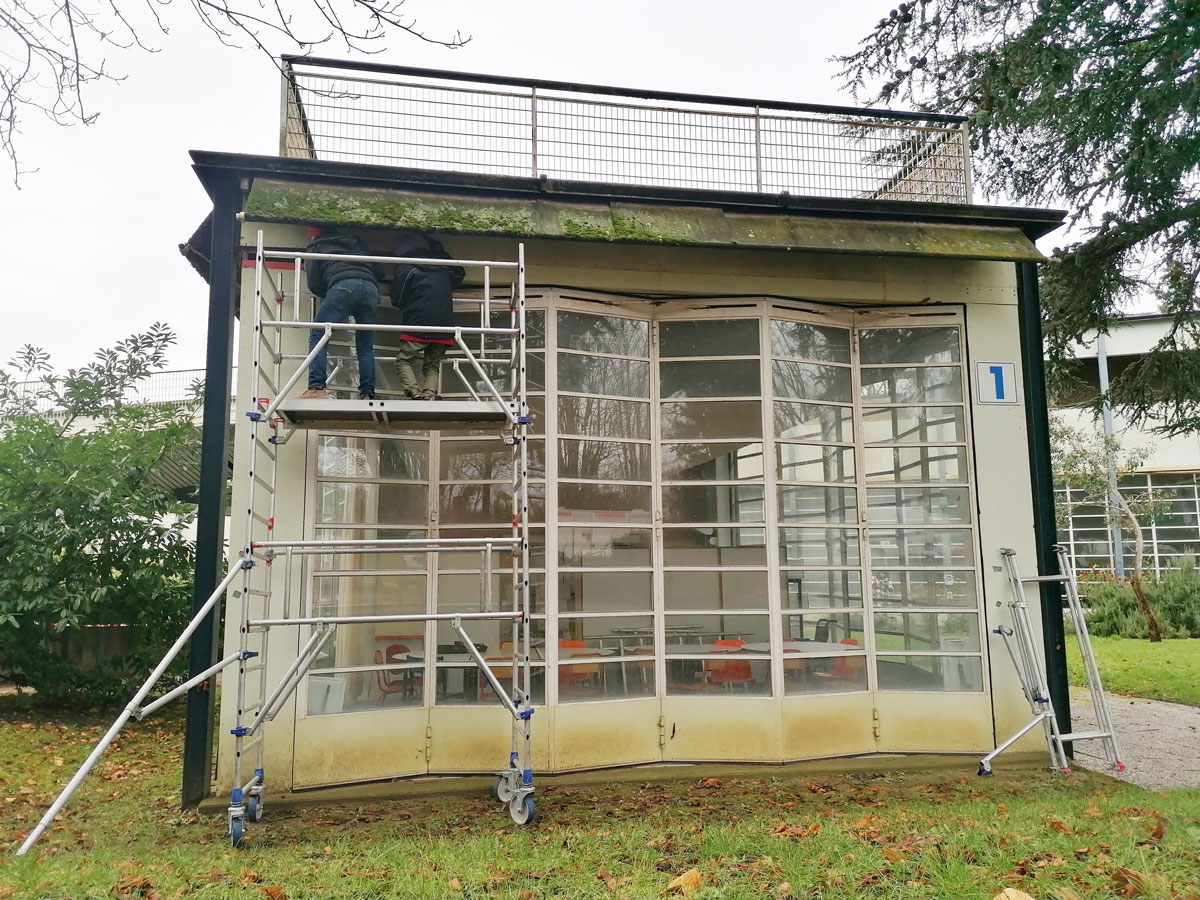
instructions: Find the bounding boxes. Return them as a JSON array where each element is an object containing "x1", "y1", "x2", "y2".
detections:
[
  {"x1": 632, "y1": 645, "x2": 655, "y2": 694},
  {"x1": 374, "y1": 649, "x2": 408, "y2": 704},
  {"x1": 704, "y1": 639, "x2": 754, "y2": 691},
  {"x1": 813, "y1": 639, "x2": 862, "y2": 689},
  {"x1": 558, "y1": 640, "x2": 603, "y2": 696}
]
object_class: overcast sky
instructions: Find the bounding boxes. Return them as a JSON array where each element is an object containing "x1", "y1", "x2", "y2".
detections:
[{"x1": 0, "y1": 0, "x2": 1068, "y2": 373}]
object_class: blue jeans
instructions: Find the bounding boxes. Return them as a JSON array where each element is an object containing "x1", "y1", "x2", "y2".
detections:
[{"x1": 308, "y1": 278, "x2": 379, "y2": 396}]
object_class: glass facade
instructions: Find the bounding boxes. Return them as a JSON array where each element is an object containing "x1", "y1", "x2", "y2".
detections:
[{"x1": 302, "y1": 295, "x2": 986, "y2": 714}]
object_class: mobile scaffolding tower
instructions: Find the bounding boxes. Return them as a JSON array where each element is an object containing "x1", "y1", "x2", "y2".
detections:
[{"x1": 17, "y1": 234, "x2": 537, "y2": 856}]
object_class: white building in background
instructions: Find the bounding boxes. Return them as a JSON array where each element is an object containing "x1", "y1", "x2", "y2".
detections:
[{"x1": 1053, "y1": 314, "x2": 1200, "y2": 572}]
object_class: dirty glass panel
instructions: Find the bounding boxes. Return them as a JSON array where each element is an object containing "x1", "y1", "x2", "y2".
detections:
[
  {"x1": 866, "y1": 486, "x2": 972, "y2": 525},
  {"x1": 778, "y1": 486, "x2": 857, "y2": 524},
  {"x1": 660, "y1": 360, "x2": 761, "y2": 398},
  {"x1": 558, "y1": 483, "x2": 653, "y2": 522},
  {"x1": 312, "y1": 573, "x2": 427, "y2": 618},
  {"x1": 860, "y1": 366, "x2": 962, "y2": 404},
  {"x1": 557, "y1": 311, "x2": 648, "y2": 356},
  {"x1": 312, "y1": 528, "x2": 428, "y2": 571},
  {"x1": 440, "y1": 439, "x2": 545, "y2": 480},
  {"x1": 439, "y1": 482, "x2": 546, "y2": 525},
  {"x1": 558, "y1": 659, "x2": 655, "y2": 702},
  {"x1": 864, "y1": 447, "x2": 968, "y2": 483},
  {"x1": 660, "y1": 401, "x2": 763, "y2": 440},
  {"x1": 774, "y1": 401, "x2": 854, "y2": 442},
  {"x1": 436, "y1": 572, "x2": 547, "y2": 615},
  {"x1": 859, "y1": 327, "x2": 961, "y2": 365},
  {"x1": 780, "y1": 612, "x2": 865, "y2": 646},
  {"x1": 868, "y1": 528, "x2": 975, "y2": 568},
  {"x1": 443, "y1": 664, "x2": 547, "y2": 706},
  {"x1": 779, "y1": 527, "x2": 860, "y2": 567},
  {"x1": 782, "y1": 655, "x2": 867, "y2": 695},
  {"x1": 436, "y1": 526, "x2": 546, "y2": 571},
  {"x1": 558, "y1": 571, "x2": 654, "y2": 613},
  {"x1": 662, "y1": 527, "x2": 767, "y2": 566},
  {"x1": 772, "y1": 361, "x2": 852, "y2": 402},
  {"x1": 660, "y1": 319, "x2": 759, "y2": 357},
  {"x1": 558, "y1": 439, "x2": 651, "y2": 482},
  {"x1": 664, "y1": 570, "x2": 769, "y2": 611},
  {"x1": 559, "y1": 354, "x2": 649, "y2": 398},
  {"x1": 861, "y1": 406, "x2": 965, "y2": 444},
  {"x1": 869, "y1": 570, "x2": 977, "y2": 608},
  {"x1": 662, "y1": 485, "x2": 766, "y2": 524},
  {"x1": 777, "y1": 443, "x2": 855, "y2": 483},
  {"x1": 662, "y1": 442, "x2": 765, "y2": 481},
  {"x1": 770, "y1": 321, "x2": 851, "y2": 363},
  {"x1": 876, "y1": 655, "x2": 983, "y2": 692},
  {"x1": 317, "y1": 435, "x2": 429, "y2": 480},
  {"x1": 874, "y1": 612, "x2": 980, "y2": 652},
  {"x1": 559, "y1": 396, "x2": 650, "y2": 440},
  {"x1": 317, "y1": 482, "x2": 428, "y2": 526},
  {"x1": 780, "y1": 569, "x2": 863, "y2": 609},
  {"x1": 665, "y1": 659, "x2": 770, "y2": 696},
  {"x1": 559, "y1": 526, "x2": 653, "y2": 567}
]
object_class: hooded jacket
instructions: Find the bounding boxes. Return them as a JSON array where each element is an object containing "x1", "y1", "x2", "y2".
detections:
[
  {"x1": 389, "y1": 236, "x2": 466, "y2": 344},
  {"x1": 304, "y1": 235, "x2": 384, "y2": 298}
]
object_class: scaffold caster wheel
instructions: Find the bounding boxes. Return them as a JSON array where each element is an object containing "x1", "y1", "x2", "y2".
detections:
[
  {"x1": 509, "y1": 795, "x2": 536, "y2": 826},
  {"x1": 492, "y1": 775, "x2": 515, "y2": 803},
  {"x1": 977, "y1": 763, "x2": 993, "y2": 777},
  {"x1": 230, "y1": 817, "x2": 245, "y2": 848},
  {"x1": 247, "y1": 795, "x2": 263, "y2": 822},
  {"x1": 1114, "y1": 761, "x2": 1127, "y2": 773}
]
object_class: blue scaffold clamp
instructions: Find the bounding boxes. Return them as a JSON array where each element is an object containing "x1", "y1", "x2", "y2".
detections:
[
  {"x1": 241, "y1": 651, "x2": 259, "y2": 660},
  {"x1": 517, "y1": 415, "x2": 532, "y2": 425},
  {"x1": 519, "y1": 708, "x2": 534, "y2": 720},
  {"x1": 241, "y1": 558, "x2": 256, "y2": 569},
  {"x1": 267, "y1": 436, "x2": 280, "y2": 445},
  {"x1": 231, "y1": 787, "x2": 243, "y2": 804},
  {"x1": 230, "y1": 726, "x2": 251, "y2": 737},
  {"x1": 245, "y1": 411, "x2": 263, "y2": 422}
]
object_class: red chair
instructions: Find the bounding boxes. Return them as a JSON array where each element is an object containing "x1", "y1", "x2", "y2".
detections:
[
  {"x1": 558, "y1": 640, "x2": 603, "y2": 696},
  {"x1": 373, "y1": 649, "x2": 408, "y2": 704},
  {"x1": 704, "y1": 639, "x2": 754, "y2": 691},
  {"x1": 813, "y1": 639, "x2": 862, "y2": 689},
  {"x1": 384, "y1": 643, "x2": 422, "y2": 698}
]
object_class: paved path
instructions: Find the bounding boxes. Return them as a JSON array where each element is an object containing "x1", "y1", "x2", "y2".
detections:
[{"x1": 1069, "y1": 685, "x2": 1200, "y2": 790}]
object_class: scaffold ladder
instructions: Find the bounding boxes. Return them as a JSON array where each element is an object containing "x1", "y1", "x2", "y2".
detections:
[
  {"x1": 17, "y1": 234, "x2": 536, "y2": 856},
  {"x1": 978, "y1": 546, "x2": 1125, "y2": 776}
]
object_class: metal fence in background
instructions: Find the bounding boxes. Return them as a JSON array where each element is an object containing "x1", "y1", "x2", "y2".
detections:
[
  {"x1": 11, "y1": 368, "x2": 227, "y2": 415},
  {"x1": 281, "y1": 57, "x2": 972, "y2": 204}
]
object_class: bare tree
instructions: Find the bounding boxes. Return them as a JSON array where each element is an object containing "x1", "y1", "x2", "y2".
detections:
[{"x1": 0, "y1": 0, "x2": 467, "y2": 184}]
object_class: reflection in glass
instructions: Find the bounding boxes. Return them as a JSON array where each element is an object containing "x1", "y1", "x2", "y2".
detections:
[
  {"x1": 662, "y1": 484, "x2": 766, "y2": 524},
  {"x1": 436, "y1": 572, "x2": 547, "y2": 615},
  {"x1": 661, "y1": 401, "x2": 763, "y2": 440},
  {"x1": 314, "y1": 528, "x2": 427, "y2": 572},
  {"x1": 770, "y1": 321, "x2": 850, "y2": 363},
  {"x1": 559, "y1": 571, "x2": 653, "y2": 612},
  {"x1": 871, "y1": 570, "x2": 978, "y2": 610},
  {"x1": 660, "y1": 360, "x2": 761, "y2": 398},
  {"x1": 860, "y1": 366, "x2": 962, "y2": 404},
  {"x1": 559, "y1": 354, "x2": 649, "y2": 397},
  {"x1": 877, "y1": 655, "x2": 983, "y2": 691},
  {"x1": 317, "y1": 435, "x2": 428, "y2": 479},
  {"x1": 558, "y1": 659, "x2": 654, "y2": 702},
  {"x1": 660, "y1": 319, "x2": 759, "y2": 357},
  {"x1": 440, "y1": 482, "x2": 546, "y2": 525},
  {"x1": 317, "y1": 482, "x2": 428, "y2": 526},
  {"x1": 774, "y1": 402, "x2": 853, "y2": 442},
  {"x1": 443, "y1": 664, "x2": 547, "y2": 706},
  {"x1": 559, "y1": 396, "x2": 650, "y2": 440},
  {"x1": 866, "y1": 487, "x2": 971, "y2": 524},
  {"x1": 559, "y1": 527, "x2": 652, "y2": 567},
  {"x1": 780, "y1": 528, "x2": 860, "y2": 566},
  {"x1": 864, "y1": 447, "x2": 968, "y2": 483},
  {"x1": 664, "y1": 570, "x2": 768, "y2": 610},
  {"x1": 783, "y1": 655, "x2": 866, "y2": 694},
  {"x1": 557, "y1": 311, "x2": 648, "y2": 356},
  {"x1": 859, "y1": 327, "x2": 961, "y2": 365},
  {"x1": 773, "y1": 360, "x2": 852, "y2": 402},
  {"x1": 777, "y1": 444, "x2": 855, "y2": 483},
  {"x1": 780, "y1": 569, "x2": 862, "y2": 609},
  {"x1": 662, "y1": 442, "x2": 764, "y2": 481},
  {"x1": 862, "y1": 406, "x2": 964, "y2": 444},
  {"x1": 440, "y1": 440, "x2": 546, "y2": 480},
  {"x1": 559, "y1": 439, "x2": 651, "y2": 481},
  {"x1": 662, "y1": 615, "x2": 770, "y2": 652},
  {"x1": 559, "y1": 615, "x2": 654, "y2": 646},
  {"x1": 780, "y1": 612, "x2": 865, "y2": 644},
  {"x1": 873, "y1": 612, "x2": 980, "y2": 652},
  {"x1": 559, "y1": 483, "x2": 652, "y2": 522},
  {"x1": 662, "y1": 527, "x2": 767, "y2": 566},
  {"x1": 868, "y1": 528, "x2": 975, "y2": 568},
  {"x1": 778, "y1": 486, "x2": 857, "y2": 524}
]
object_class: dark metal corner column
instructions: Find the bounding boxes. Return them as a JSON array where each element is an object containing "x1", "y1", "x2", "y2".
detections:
[
  {"x1": 183, "y1": 179, "x2": 242, "y2": 806},
  {"x1": 1016, "y1": 260, "x2": 1071, "y2": 744}
]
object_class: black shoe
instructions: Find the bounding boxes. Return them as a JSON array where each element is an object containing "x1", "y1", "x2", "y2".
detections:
[{"x1": 359, "y1": 393, "x2": 375, "y2": 400}]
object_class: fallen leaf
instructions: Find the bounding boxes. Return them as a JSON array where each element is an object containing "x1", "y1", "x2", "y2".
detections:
[
  {"x1": 1083, "y1": 804, "x2": 1104, "y2": 818},
  {"x1": 238, "y1": 871, "x2": 263, "y2": 886},
  {"x1": 448, "y1": 878, "x2": 462, "y2": 891},
  {"x1": 777, "y1": 882, "x2": 794, "y2": 898},
  {"x1": 883, "y1": 848, "x2": 903, "y2": 863},
  {"x1": 771, "y1": 821, "x2": 821, "y2": 839},
  {"x1": 113, "y1": 875, "x2": 155, "y2": 897},
  {"x1": 516, "y1": 891, "x2": 536, "y2": 900},
  {"x1": 1048, "y1": 818, "x2": 1074, "y2": 833},
  {"x1": 668, "y1": 868, "x2": 702, "y2": 896},
  {"x1": 992, "y1": 890, "x2": 1036, "y2": 900},
  {"x1": 0, "y1": 889, "x2": 15, "y2": 900},
  {"x1": 259, "y1": 889, "x2": 286, "y2": 900},
  {"x1": 699, "y1": 778, "x2": 721, "y2": 789}
]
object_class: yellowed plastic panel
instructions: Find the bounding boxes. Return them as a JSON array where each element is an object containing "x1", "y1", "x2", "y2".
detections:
[
  {"x1": 428, "y1": 706, "x2": 551, "y2": 773},
  {"x1": 874, "y1": 693, "x2": 993, "y2": 753},
  {"x1": 662, "y1": 697, "x2": 783, "y2": 762},
  {"x1": 551, "y1": 699, "x2": 662, "y2": 771},
  {"x1": 781, "y1": 693, "x2": 876, "y2": 760},
  {"x1": 292, "y1": 707, "x2": 427, "y2": 788}
]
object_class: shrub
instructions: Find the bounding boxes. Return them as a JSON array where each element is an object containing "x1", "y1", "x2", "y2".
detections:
[{"x1": 1079, "y1": 560, "x2": 1200, "y2": 639}]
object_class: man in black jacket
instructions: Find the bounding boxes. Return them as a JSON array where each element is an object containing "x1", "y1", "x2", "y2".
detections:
[
  {"x1": 301, "y1": 227, "x2": 385, "y2": 400},
  {"x1": 390, "y1": 233, "x2": 465, "y2": 399}
]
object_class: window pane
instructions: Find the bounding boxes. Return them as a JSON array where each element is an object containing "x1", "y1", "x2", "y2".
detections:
[
  {"x1": 860, "y1": 366, "x2": 962, "y2": 403},
  {"x1": 859, "y1": 327, "x2": 961, "y2": 364},
  {"x1": 559, "y1": 396, "x2": 650, "y2": 439},
  {"x1": 558, "y1": 439, "x2": 651, "y2": 481},
  {"x1": 866, "y1": 487, "x2": 972, "y2": 525},
  {"x1": 663, "y1": 615, "x2": 771, "y2": 652},
  {"x1": 436, "y1": 527, "x2": 546, "y2": 572},
  {"x1": 559, "y1": 527, "x2": 653, "y2": 567},
  {"x1": 664, "y1": 570, "x2": 769, "y2": 610},
  {"x1": 877, "y1": 655, "x2": 983, "y2": 692},
  {"x1": 784, "y1": 655, "x2": 867, "y2": 695},
  {"x1": 864, "y1": 447, "x2": 968, "y2": 483},
  {"x1": 559, "y1": 483, "x2": 653, "y2": 522},
  {"x1": 660, "y1": 360, "x2": 761, "y2": 399},
  {"x1": 559, "y1": 572, "x2": 653, "y2": 612},
  {"x1": 777, "y1": 444, "x2": 855, "y2": 483},
  {"x1": 661, "y1": 401, "x2": 763, "y2": 440},
  {"x1": 440, "y1": 482, "x2": 546, "y2": 525},
  {"x1": 862, "y1": 406, "x2": 965, "y2": 444},
  {"x1": 870, "y1": 570, "x2": 978, "y2": 608},
  {"x1": 779, "y1": 486, "x2": 857, "y2": 524},
  {"x1": 436, "y1": 572, "x2": 547, "y2": 616},
  {"x1": 559, "y1": 659, "x2": 654, "y2": 702},
  {"x1": 317, "y1": 436, "x2": 428, "y2": 480},
  {"x1": 662, "y1": 527, "x2": 767, "y2": 566},
  {"x1": 440, "y1": 439, "x2": 545, "y2": 480},
  {"x1": 780, "y1": 569, "x2": 863, "y2": 609},
  {"x1": 559, "y1": 354, "x2": 649, "y2": 397},
  {"x1": 874, "y1": 612, "x2": 980, "y2": 652},
  {"x1": 317, "y1": 482, "x2": 428, "y2": 526},
  {"x1": 313, "y1": 528, "x2": 428, "y2": 572},
  {"x1": 868, "y1": 529, "x2": 975, "y2": 567},
  {"x1": 666, "y1": 658, "x2": 770, "y2": 695},
  {"x1": 660, "y1": 319, "x2": 759, "y2": 357},
  {"x1": 559, "y1": 615, "x2": 654, "y2": 648},
  {"x1": 444, "y1": 664, "x2": 547, "y2": 706},
  {"x1": 770, "y1": 321, "x2": 850, "y2": 363},
  {"x1": 662, "y1": 485, "x2": 766, "y2": 524},
  {"x1": 557, "y1": 311, "x2": 648, "y2": 356},
  {"x1": 780, "y1": 612, "x2": 865, "y2": 646},
  {"x1": 662, "y1": 442, "x2": 764, "y2": 481},
  {"x1": 442, "y1": 352, "x2": 545, "y2": 394},
  {"x1": 312, "y1": 573, "x2": 426, "y2": 617},
  {"x1": 774, "y1": 402, "x2": 854, "y2": 442},
  {"x1": 780, "y1": 527, "x2": 860, "y2": 566},
  {"x1": 773, "y1": 361, "x2": 852, "y2": 402}
]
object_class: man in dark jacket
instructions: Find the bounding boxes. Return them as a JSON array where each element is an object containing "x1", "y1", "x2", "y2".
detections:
[
  {"x1": 301, "y1": 227, "x2": 385, "y2": 400},
  {"x1": 390, "y1": 233, "x2": 465, "y2": 399}
]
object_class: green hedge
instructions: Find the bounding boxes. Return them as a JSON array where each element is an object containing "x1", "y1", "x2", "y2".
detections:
[{"x1": 1079, "y1": 557, "x2": 1200, "y2": 638}]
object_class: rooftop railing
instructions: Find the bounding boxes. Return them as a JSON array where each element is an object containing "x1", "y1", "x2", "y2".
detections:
[
  {"x1": 11, "y1": 368, "x2": 229, "y2": 415},
  {"x1": 280, "y1": 57, "x2": 973, "y2": 205}
]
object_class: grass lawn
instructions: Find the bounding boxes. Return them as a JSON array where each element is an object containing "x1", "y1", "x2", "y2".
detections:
[
  {"x1": 1066, "y1": 635, "x2": 1200, "y2": 707},
  {"x1": 3, "y1": 701, "x2": 1200, "y2": 899}
]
